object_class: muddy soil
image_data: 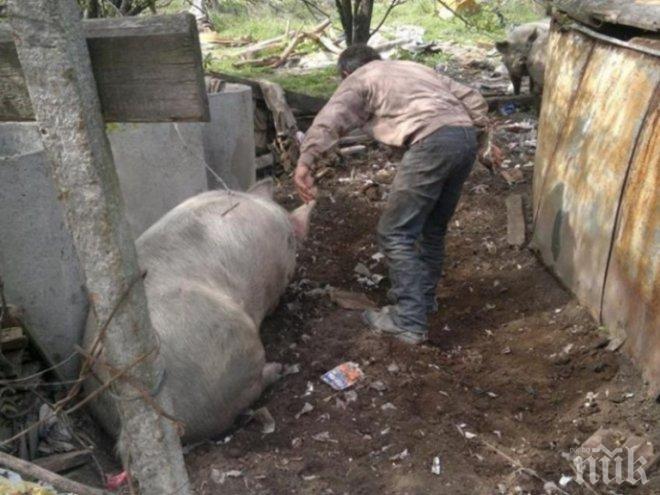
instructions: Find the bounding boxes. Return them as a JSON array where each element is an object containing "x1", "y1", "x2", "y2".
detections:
[{"x1": 185, "y1": 115, "x2": 659, "y2": 494}]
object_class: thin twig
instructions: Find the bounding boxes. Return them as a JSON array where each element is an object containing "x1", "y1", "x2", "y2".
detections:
[{"x1": 370, "y1": 0, "x2": 407, "y2": 37}]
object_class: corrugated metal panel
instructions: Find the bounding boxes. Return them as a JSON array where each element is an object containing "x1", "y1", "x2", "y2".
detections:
[
  {"x1": 532, "y1": 26, "x2": 660, "y2": 394},
  {"x1": 602, "y1": 94, "x2": 659, "y2": 394}
]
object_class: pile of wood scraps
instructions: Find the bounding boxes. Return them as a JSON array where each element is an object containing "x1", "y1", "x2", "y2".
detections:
[{"x1": 233, "y1": 18, "x2": 339, "y2": 69}]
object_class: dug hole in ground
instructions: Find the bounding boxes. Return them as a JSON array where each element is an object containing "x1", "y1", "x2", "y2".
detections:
[{"x1": 185, "y1": 109, "x2": 659, "y2": 494}]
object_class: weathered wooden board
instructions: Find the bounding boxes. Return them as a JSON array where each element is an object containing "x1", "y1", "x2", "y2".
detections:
[
  {"x1": 601, "y1": 89, "x2": 659, "y2": 395},
  {"x1": 555, "y1": 0, "x2": 660, "y2": 32},
  {"x1": 0, "y1": 13, "x2": 209, "y2": 122}
]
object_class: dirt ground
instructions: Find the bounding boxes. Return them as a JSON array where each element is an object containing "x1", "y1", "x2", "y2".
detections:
[{"x1": 183, "y1": 114, "x2": 659, "y2": 495}]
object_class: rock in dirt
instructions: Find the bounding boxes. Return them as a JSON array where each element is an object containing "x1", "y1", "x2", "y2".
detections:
[
  {"x1": 330, "y1": 290, "x2": 376, "y2": 310},
  {"x1": 252, "y1": 407, "x2": 276, "y2": 434}
]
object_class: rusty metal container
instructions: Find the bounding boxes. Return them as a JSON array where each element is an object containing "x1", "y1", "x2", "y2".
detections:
[{"x1": 532, "y1": 11, "x2": 659, "y2": 395}]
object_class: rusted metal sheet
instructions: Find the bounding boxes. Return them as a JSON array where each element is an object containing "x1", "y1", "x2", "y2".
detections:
[
  {"x1": 533, "y1": 27, "x2": 594, "y2": 216},
  {"x1": 602, "y1": 92, "x2": 659, "y2": 395},
  {"x1": 533, "y1": 26, "x2": 660, "y2": 395},
  {"x1": 555, "y1": 0, "x2": 660, "y2": 32}
]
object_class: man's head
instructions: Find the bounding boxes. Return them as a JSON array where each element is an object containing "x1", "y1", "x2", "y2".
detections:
[{"x1": 337, "y1": 44, "x2": 381, "y2": 79}]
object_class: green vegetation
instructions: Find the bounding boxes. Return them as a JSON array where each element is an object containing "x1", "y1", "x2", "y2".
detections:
[{"x1": 187, "y1": 0, "x2": 544, "y2": 98}]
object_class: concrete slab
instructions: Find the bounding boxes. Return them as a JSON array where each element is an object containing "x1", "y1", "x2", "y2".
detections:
[
  {"x1": 0, "y1": 123, "x2": 86, "y2": 378},
  {"x1": 107, "y1": 122, "x2": 208, "y2": 237},
  {"x1": 203, "y1": 84, "x2": 256, "y2": 191}
]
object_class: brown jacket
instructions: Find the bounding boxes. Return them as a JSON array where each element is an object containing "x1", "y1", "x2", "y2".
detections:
[{"x1": 299, "y1": 60, "x2": 488, "y2": 169}]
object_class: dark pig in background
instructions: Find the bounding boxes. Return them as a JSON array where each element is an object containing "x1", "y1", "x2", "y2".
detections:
[
  {"x1": 496, "y1": 19, "x2": 550, "y2": 95},
  {"x1": 84, "y1": 179, "x2": 313, "y2": 444}
]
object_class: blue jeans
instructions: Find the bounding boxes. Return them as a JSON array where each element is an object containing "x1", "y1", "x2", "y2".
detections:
[{"x1": 377, "y1": 126, "x2": 477, "y2": 333}]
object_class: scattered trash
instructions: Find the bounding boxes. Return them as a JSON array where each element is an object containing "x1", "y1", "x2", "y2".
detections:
[
  {"x1": 291, "y1": 437, "x2": 303, "y2": 448},
  {"x1": 38, "y1": 404, "x2": 75, "y2": 453},
  {"x1": 283, "y1": 363, "x2": 301, "y2": 376},
  {"x1": 295, "y1": 402, "x2": 314, "y2": 419},
  {"x1": 330, "y1": 290, "x2": 376, "y2": 310},
  {"x1": 558, "y1": 475, "x2": 572, "y2": 487},
  {"x1": 303, "y1": 381, "x2": 315, "y2": 397},
  {"x1": 389, "y1": 448, "x2": 409, "y2": 461},
  {"x1": 387, "y1": 362, "x2": 400, "y2": 373},
  {"x1": 0, "y1": 468, "x2": 57, "y2": 495},
  {"x1": 370, "y1": 380, "x2": 388, "y2": 392},
  {"x1": 312, "y1": 431, "x2": 338, "y2": 443},
  {"x1": 500, "y1": 168, "x2": 525, "y2": 185},
  {"x1": 344, "y1": 390, "x2": 358, "y2": 403},
  {"x1": 211, "y1": 468, "x2": 243, "y2": 485},
  {"x1": 252, "y1": 407, "x2": 276, "y2": 434},
  {"x1": 431, "y1": 456, "x2": 443, "y2": 475},
  {"x1": 499, "y1": 101, "x2": 518, "y2": 115},
  {"x1": 456, "y1": 423, "x2": 477, "y2": 439},
  {"x1": 381, "y1": 402, "x2": 397, "y2": 411},
  {"x1": 501, "y1": 346, "x2": 512, "y2": 355},
  {"x1": 354, "y1": 262, "x2": 371, "y2": 277},
  {"x1": 543, "y1": 481, "x2": 561, "y2": 494},
  {"x1": 371, "y1": 252, "x2": 385, "y2": 262},
  {"x1": 106, "y1": 470, "x2": 129, "y2": 490},
  {"x1": 321, "y1": 362, "x2": 364, "y2": 391}
]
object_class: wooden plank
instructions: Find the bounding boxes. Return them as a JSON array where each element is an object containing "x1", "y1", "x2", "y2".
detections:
[
  {"x1": 505, "y1": 194, "x2": 526, "y2": 247},
  {"x1": 0, "y1": 326, "x2": 28, "y2": 351},
  {"x1": 33, "y1": 450, "x2": 92, "y2": 473},
  {"x1": 0, "y1": 13, "x2": 209, "y2": 122}
]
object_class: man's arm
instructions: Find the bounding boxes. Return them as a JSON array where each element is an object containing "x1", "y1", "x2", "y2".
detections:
[
  {"x1": 295, "y1": 79, "x2": 369, "y2": 202},
  {"x1": 298, "y1": 81, "x2": 370, "y2": 170}
]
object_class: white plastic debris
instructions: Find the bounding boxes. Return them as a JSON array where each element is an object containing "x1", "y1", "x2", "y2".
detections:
[
  {"x1": 559, "y1": 475, "x2": 572, "y2": 487},
  {"x1": 381, "y1": 402, "x2": 397, "y2": 411},
  {"x1": 387, "y1": 362, "x2": 400, "y2": 373},
  {"x1": 370, "y1": 380, "x2": 388, "y2": 392},
  {"x1": 312, "y1": 431, "x2": 338, "y2": 443},
  {"x1": 431, "y1": 456, "x2": 443, "y2": 475},
  {"x1": 303, "y1": 381, "x2": 315, "y2": 397},
  {"x1": 283, "y1": 363, "x2": 301, "y2": 376},
  {"x1": 211, "y1": 469, "x2": 243, "y2": 485},
  {"x1": 389, "y1": 448, "x2": 409, "y2": 461},
  {"x1": 295, "y1": 402, "x2": 314, "y2": 419}
]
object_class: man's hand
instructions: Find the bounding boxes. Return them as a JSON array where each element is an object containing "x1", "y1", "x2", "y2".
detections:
[
  {"x1": 294, "y1": 163, "x2": 317, "y2": 203},
  {"x1": 477, "y1": 127, "x2": 504, "y2": 171}
]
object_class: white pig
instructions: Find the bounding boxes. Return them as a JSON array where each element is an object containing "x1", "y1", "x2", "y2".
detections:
[{"x1": 84, "y1": 179, "x2": 313, "y2": 444}]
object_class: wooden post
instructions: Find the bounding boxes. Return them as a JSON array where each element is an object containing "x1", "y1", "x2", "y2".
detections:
[{"x1": 7, "y1": 1, "x2": 191, "y2": 493}]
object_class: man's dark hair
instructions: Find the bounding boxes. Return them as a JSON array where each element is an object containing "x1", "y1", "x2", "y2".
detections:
[{"x1": 338, "y1": 44, "x2": 382, "y2": 76}]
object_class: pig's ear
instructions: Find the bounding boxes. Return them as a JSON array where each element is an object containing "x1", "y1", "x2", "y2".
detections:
[
  {"x1": 249, "y1": 178, "x2": 275, "y2": 199},
  {"x1": 290, "y1": 201, "x2": 315, "y2": 241},
  {"x1": 495, "y1": 40, "x2": 509, "y2": 53}
]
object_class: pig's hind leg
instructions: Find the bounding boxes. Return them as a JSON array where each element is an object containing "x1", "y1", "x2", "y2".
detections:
[
  {"x1": 262, "y1": 362, "x2": 283, "y2": 386},
  {"x1": 149, "y1": 282, "x2": 269, "y2": 443}
]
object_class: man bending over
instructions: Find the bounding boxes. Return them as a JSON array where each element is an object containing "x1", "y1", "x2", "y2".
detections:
[{"x1": 295, "y1": 45, "x2": 498, "y2": 345}]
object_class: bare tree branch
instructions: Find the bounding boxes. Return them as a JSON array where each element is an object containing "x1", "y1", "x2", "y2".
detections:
[{"x1": 370, "y1": 0, "x2": 407, "y2": 37}]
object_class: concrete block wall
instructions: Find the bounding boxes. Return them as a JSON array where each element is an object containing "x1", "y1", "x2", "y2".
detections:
[{"x1": 0, "y1": 83, "x2": 256, "y2": 378}]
